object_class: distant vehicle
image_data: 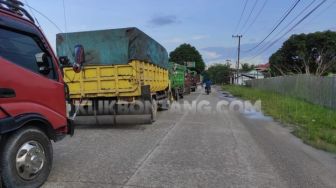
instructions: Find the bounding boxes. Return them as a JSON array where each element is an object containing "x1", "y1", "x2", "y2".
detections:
[
  {"x1": 57, "y1": 28, "x2": 170, "y2": 123},
  {"x1": 204, "y1": 80, "x2": 212, "y2": 95},
  {"x1": 0, "y1": 1, "x2": 76, "y2": 187},
  {"x1": 205, "y1": 88, "x2": 211, "y2": 95},
  {"x1": 205, "y1": 87, "x2": 211, "y2": 95},
  {"x1": 169, "y1": 62, "x2": 186, "y2": 100}
]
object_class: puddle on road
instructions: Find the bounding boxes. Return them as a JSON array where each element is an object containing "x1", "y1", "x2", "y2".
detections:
[
  {"x1": 218, "y1": 91, "x2": 236, "y2": 102},
  {"x1": 241, "y1": 109, "x2": 273, "y2": 121},
  {"x1": 218, "y1": 90, "x2": 273, "y2": 121},
  {"x1": 222, "y1": 92, "x2": 234, "y2": 98}
]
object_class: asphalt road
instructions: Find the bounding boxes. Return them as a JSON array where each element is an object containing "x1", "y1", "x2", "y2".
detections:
[{"x1": 44, "y1": 87, "x2": 336, "y2": 188}]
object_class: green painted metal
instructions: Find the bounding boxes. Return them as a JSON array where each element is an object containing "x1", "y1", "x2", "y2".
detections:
[
  {"x1": 168, "y1": 62, "x2": 186, "y2": 89},
  {"x1": 56, "y1": 27, "x2": 169, "y2": 69}
]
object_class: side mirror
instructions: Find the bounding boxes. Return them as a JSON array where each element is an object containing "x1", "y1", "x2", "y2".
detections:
[
  {"x1": 35, "y1": 52, "x2": 50, "y2": 75},
  {"x1": 59, "y1": 56, "x2": 70, "y2": 66},
  {"x1": 73, "y1": 45, "x2": 85, "y2": 73}
]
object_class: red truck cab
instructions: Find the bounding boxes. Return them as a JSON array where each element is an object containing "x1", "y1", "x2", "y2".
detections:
[{"x1": 0, "y1": 1, "x2": 75, "y2": 187}]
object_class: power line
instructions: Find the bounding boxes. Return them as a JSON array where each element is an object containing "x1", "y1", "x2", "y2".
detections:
[
  {"x1": 274, "y1": 0, "x2": 317, "y2": 36},
  {"x1": 240, "y1": 0, "x2": 259, "y2": 33},
  {"x1": 23, "y1": 3, "x2": 64, "y2": 33},
  {"x1": 253, "y1": 0, "x2": 327, "y2": 59},
  {"x1": 248, "y1": 0, "x2": 327, "y2": 60},
  {"x1": 24, "y1": 0, "x2": 40, "y2": 26},
  {"x1": 20, "y1": 2, "x2": 75, "y2": 59},
  {"x1": 234, "y1": 0, "x2": 248, "y2": 33},
  {"x1": 295, "y1": 0, "x2": 336, "y2": 31},
  {"x1": 242, "y1": 0, "x2": 268, "y2": 35},
  {"x1": 244, "y1": 0, "x2": 301, "y2": 52},
  {"x1": 253, "y1": 0, "x2": 317, "y2": 55},
  {"x1": 62, "y1": 0, "x2": 68, "y2": 33},
  {"x1": 61, "y1": 0, "x2": 75, "y2": 59}
]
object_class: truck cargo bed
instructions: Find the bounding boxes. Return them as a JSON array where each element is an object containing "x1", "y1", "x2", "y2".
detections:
[{"x1": 64, "y1": 60, "x2": 169, "y2": 99}]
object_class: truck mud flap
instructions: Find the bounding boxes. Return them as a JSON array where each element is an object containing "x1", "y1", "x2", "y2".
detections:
[{"x1": 141, "y1": 85, "x2": 151, "y2": 101}]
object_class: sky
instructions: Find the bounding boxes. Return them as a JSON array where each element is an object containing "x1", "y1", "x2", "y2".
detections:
[{"x1": 24, "y1": 0, "x2": 336, "y2": 67}]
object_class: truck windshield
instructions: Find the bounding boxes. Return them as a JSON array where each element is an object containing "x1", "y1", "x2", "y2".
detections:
[{"x1": 0, "y1": 28, "x2": 57, "y2": 79}]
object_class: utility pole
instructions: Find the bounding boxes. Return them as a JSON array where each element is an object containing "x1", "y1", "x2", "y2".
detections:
[
  {"x1": 225, "y1": 59, "x2": 231, "y2": 67},
  {"x1": 225, "y1": 59, "x2": 232, "y2": 84},
  {"x1": 232, "y1": 35, "x2": 242, "y2": 84}
]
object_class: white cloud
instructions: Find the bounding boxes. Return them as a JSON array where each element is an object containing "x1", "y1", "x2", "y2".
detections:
[
  {"x1": 165, "y1": 37, "x2": 185, "y2": 44},
  {"x1": 201, "y1": 50, "x2": 221, "y2": 60},
  {"x1": 205, "y1": 56, "x2": 266, "y2": 70},
  {"x1": 191, "y1": 35, "x2": 209, "y2": 41},
  {"x1": 240, "y1": 56, "x2": 266, "y2": 65},
  {"x1": 164, "y1": 34, "x2": 208, "y2": 45},
  {"x1": 207, "y1": 60, "x2": 225, "y2": 64}
]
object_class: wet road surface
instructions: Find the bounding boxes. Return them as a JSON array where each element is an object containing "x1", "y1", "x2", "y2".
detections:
[{"x1": 44, "y1": 87, "x2": 336, "y2": 188}]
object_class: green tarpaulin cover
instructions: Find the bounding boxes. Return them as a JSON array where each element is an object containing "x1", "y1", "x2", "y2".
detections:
[{"x1": 56, "y1": 27, "x2": 168, "y2": 69}]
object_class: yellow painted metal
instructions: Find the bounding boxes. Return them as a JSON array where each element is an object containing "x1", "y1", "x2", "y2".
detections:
[{"x1": 63, "y1": 60, "x2": 169, "y2": 99}]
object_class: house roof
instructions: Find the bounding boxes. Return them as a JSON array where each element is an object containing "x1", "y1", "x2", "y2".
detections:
[{"x1": 255, "y1": 63, "x2": 270, "y2": 72}]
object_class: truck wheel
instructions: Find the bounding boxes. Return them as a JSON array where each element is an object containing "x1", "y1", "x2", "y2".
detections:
[
  {"x1": 168, "y1": 91, "x2": 174, "y2": 104},
  {"x1": 158, "y1": 98, "x2": 170, "y2": 111},
  {"x1": 150, "y1": 99, "x2": 158, "y2": 123},
  {"x1": 175, "y1": 91, "x2": 180, "y2": 101},
  {"x1": 0, "y1": 127, "x2": 53, "y2": 188},
  {"x1": 179, "y1": 89, "x2": 183, "y2": 99},
  {"x1": 179, "y1": 94, "x2": 184, "y2": 99}
]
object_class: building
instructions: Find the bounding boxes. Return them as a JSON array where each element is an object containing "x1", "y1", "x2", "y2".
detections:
[
  {"x1": 237, "y1": 70, "x2": 265, "y2": 85},
  {"x1": 235, "y1": 63, "x2": 270, "y2": 85}
]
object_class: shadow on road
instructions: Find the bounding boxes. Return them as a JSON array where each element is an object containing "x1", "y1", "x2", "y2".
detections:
[{"x1": 73, "y1": 115, "x2": 152, "y2": 130}]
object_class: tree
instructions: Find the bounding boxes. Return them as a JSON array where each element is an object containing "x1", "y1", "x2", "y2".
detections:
[
  {"x1": 241, "y1": 63, "x2": 255, "y2": 72},
  {"x1": 269, "y1": 31, "x2": 336, "y2": 76},
  {"x1": 169, "y1": 43, "x2": 206, "y2": 73},
  {"x1": 206, "y1": 64, "x2": 232, "y2": 84}
]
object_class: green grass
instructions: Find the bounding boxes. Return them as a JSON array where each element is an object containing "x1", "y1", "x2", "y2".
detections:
[{"x1": 223, "y1": 85, "x2": 336, "y2": 153}]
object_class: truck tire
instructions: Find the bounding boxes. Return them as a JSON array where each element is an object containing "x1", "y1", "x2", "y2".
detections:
[
  {"x1": 158, "y1": 98, "x2": 170, "y2": 111},
  {"x1": 168, "y1": 90, "x2": 174, "y2": 104},
  {"x1": 179, "y1": 93, "x2": 183, "y2": 99},
  {"x1": 179, "y1": 88, "x2": 184, "y2": 99},
  {"x1": 0, "y1": 127, "x2": 53, "y2": 188},
  {"x1": 187, "y1": 87, "x2": 191, "y2": 94},
  {"x1": 184, "y1": 87, "x2": 191, "y2": 95},
  {"x1": 175, "y1": 90, "x2": 180, "y2": 101}
]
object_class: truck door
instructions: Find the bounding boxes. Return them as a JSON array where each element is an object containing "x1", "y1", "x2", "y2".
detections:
[{"x1": 0, "y1": 26, "x2": 67, "y2": 129}]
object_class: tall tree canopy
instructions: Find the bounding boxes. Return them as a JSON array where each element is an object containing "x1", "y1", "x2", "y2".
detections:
[
  {"x1": 169, "y1": 43, "x2": 206, "y2": 73},
  {"x1": 269, "y1": 31, "x2": 336, "y2": 76},
  {"x1": 241, "y1": 63, "x2": 255, "y2": 72},
  {"x1": 206, "y1": 64, "x2": 232, "y2": 84}
]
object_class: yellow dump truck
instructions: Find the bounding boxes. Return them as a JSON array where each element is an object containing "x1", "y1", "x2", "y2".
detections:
[{"x1": 57, "y1": 28, "x2": 170, "y2": 123}]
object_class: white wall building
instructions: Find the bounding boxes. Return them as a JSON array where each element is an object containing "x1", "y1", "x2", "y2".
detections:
[{"x1": 237, "y1": 70, "x2": 264, "y2": 85}]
